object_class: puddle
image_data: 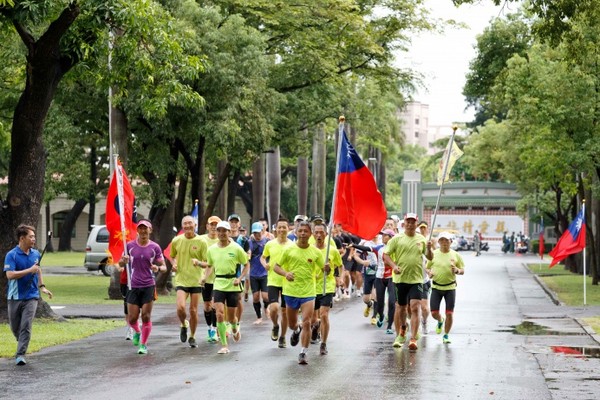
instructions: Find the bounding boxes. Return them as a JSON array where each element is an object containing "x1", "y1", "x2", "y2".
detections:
[
  {"x1": 551, "y1": 346, "x2": 600, "y2": 358},
  {"x1": 495, "y1": 321, "x2": 587, "y2": 336}
]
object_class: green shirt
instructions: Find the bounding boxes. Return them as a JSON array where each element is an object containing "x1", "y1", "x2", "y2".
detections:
[
  {"x1": 314, "y1": 245, "x2": 342, "y2": 295},
  {"x1": 199, "y1": 234, "x2": 219, "y2": 284},
  {"x1": 426, "y1": 249, "x2": 464, "y2": 290},
  {"x1": 171, "y1": 234, "x2": 207, "y2": 288},
  {"x1": 278, "y1": 244, "x2": 324, "y2": 298},
  {"x1": 384, "y1": 232, "x2": 427, "y2": 284},
  {"x1": 262, "y1": 238, "x2": 294, "y2": 287},
  {"x1": 207, "y1": 242, "x2": 248, "y2": 292}
]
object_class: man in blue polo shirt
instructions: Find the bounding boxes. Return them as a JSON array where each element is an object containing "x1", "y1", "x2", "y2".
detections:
[{"x1": 4, "y1": 224, "x2": 53, "y2": 365}]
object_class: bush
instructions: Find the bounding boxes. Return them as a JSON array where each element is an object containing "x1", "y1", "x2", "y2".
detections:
[{"x1": 530, "y1": 239, "x2": 555, "y2": 254}]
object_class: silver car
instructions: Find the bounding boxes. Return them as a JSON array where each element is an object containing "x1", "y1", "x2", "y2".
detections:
[{"x1": 84, "y1": 225, "x2": 113, "y2": 276}]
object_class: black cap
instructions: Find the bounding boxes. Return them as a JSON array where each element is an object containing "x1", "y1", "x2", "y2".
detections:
[
  {"x1": 310, "y1": 214, "x2": 324, "y2": 223},
  {"x1": 227, "y1": 214, "x2": 241, "y2": 221}
]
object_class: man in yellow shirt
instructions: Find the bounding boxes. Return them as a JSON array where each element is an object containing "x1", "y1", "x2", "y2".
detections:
[{"x1": 274, "y1": 221, "x2": 326, "y2": 365}]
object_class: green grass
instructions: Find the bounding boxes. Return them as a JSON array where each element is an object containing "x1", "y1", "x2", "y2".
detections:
[
  {"x1": 43, "y1": 275, "x2": 177, "y2": 305},
  {"x1": 0, "y1": 318, "x2": 122, "y2": 358},
  {"x1": 583, "y1": 317, "x2": 600, "y2": 334},
  {"x1": 527, "y1": 263, "x2": 600, "y2": 306},
  {"x1": 41, "y1": 251, "x2": 85, "y2": 267}
]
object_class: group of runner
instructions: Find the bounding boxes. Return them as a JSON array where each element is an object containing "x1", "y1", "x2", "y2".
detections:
[{"x1": 115, "y1": 211, "x2": 465, "y2": 364}]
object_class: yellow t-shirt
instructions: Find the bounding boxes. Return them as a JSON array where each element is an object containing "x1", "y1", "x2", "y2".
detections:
[
  {"x1": 170, "y1": 234, "x2": 207, "y2": 288},
  {"x1": 278, "y1": 244, "x2": 324, "y2": 298},
  {"x1": 207, "y1": 242, "x2": 249, "y2": 292},
  {"x1": 262, "y1": 238, "x2": 294, "y2": 287},
  {"x1": 426, "y1": 249, "x2": 464, "y2": 290},
  {"x1": 384, "y1": 232, "x2": 427, "y2": 284},
  {"x1": 199, "y1": 234, "x2": 219, "y2": 284},
  {"x1": 314, "y1": 245, "x2": 342, "y2": 295}
]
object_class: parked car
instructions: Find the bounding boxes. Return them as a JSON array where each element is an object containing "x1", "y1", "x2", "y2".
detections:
[{"x1": 84, "y1": 225, "x2": 113, "y2": 276}]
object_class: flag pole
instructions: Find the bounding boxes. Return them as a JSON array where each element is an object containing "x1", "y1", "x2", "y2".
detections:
[
  {"x1": 582, "y1": 201, "x2": 586, "y2": 306},
  {"x1": 324, "y1": 116, "x2": 346, "y2": 295},
  {"x1": 428, "y1": 125, "x2": 458, "y2": 242},
  {"x1": 114, "y1": 155, "x2": 132, "y2": 290}
]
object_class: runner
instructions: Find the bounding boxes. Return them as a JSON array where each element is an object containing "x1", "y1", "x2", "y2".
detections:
[
  {"x1": 352, "y1": 235, "x2": 380, "y2": 325},
  {"x1": 199, "y1": 216, "x2": 221, "y2": 343},
  {"x1": 375, "y1": 229, "x2": 396, "y2": 334},
  {"x1": 417, "y1": 221, "x2": 434, "y2": 334},
  {"x1": 274, "y1": 221, "x2": 326, "y2": 365},
  {"x1": 248, "y1": 222, "x2": 269, "y2": 324},
  {"x1": 261, "y1": 218, "x2": 294, "y2": 348},
  {"x1": 311, "y1": 224, "x2": 342, "y2": 356},
  {"x1": 118, "y1": 219, "x2": 166, "y2": 354},
  {"x1": 203, "y1": 221, "x2": 249, "y2": 354},
  {"x1": 426, "y1": 231, "x2": 465, "y2": 344},
  {"x1": 227, "y1": 214, "x2": 251, "y2": 332},
  {"x1": 383, "y1": 213, "x2": 433, "y2": 350},
  {"x1": 170, "y1": 215, "x2": 208, "y2": 348}
]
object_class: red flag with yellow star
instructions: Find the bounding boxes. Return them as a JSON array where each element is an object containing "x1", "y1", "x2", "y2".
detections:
[{"x1": 106, "y1": 160, "x2": 137, "y2": 265}]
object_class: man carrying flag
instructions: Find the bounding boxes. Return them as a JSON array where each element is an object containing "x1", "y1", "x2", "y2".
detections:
[{"x1": 549, "y1": 205, "x2": 586, "y2": 268}]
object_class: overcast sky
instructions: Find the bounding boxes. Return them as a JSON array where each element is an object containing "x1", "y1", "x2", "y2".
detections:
[{"x1": 397, "y1": 0, "x2": 513, "y2": 125}]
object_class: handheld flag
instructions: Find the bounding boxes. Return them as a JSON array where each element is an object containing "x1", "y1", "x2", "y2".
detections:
[
  {"x1": 437, "y1": 141, "x2": 463, "y2": 185},
  {"x1": 332, "y1": 130, "x2": 387, "y2": 239},
  {"x1": 539, "y1": 217, "x2": 545, "y2": 260},
  {"x1": 191, "y1": 200, "x2": 199, "y2": 233},
  {"x1": 106, "y1": 160, "x2": 137, "y2": 267},
  {"x1": 549, "y1": 206, "x2": 586, "y2": 268}
]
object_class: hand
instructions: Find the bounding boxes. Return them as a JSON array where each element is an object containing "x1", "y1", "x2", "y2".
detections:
[
  {"x1": 324, "y1": 263, "x2": 331, "y2": 275},
  {"x1": 233, "y1": 278, "x2": 240, "y2": 286},
  {"x1": 285, "y1": 272, "x2": 295, "y2": 282},
  {"x1": 192, "y1": 258, "x2": 200, "y2": 267},
  {"x1": 171, "y1": 264, "x2": 178, "y2": 272},
  {"x1": 41, "y1": 287, "x2": 53, "y2": 299},
  {"x1": 119, "y1": 255, "x2": 130, "y2": 266},
  {"x1": 30, "y1": 264, "x2": 40, "y2": 275},
  {"x1": 427, "y1": 241, "x2": 432, "y2": 250},
  {"x1": 393, "y1": 266, "x2": 401, "y2": 275}
]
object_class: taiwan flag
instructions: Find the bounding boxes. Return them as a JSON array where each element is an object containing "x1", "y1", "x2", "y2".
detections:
[
  {"x1": 549, "y1": 206, "x2": 586, "y2": 268},
  {"x1": 106, "y1": 160, "x2": 137, "y2": 265},
  {"x1": 332, "y1": 130, "x2": 387, "y2": 239}
]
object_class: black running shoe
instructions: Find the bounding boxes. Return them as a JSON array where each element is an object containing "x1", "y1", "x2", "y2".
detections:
[
  {"x1": 290, "y1": 327, "x2": 301, "y2": 347},
  {"x1": 311, "y1": 323, "x2": 320, "y2": 343}
]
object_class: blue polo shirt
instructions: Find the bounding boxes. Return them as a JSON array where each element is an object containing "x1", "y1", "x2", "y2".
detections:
[{"x1": 4, "y1": 245, "x2": 41, "y2": 300}]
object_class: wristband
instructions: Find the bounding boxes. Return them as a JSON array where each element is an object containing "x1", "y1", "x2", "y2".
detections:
[{"x1": 39, "y1": 284, "x2": 46, "y2": 288}]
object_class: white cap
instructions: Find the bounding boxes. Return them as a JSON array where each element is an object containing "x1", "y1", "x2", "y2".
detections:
[
  {"x1": 438, "y1": 231, "x2": 454, "y2": 241},
  {"x1": 216, "y1": 221, "x2": 231, "y2": 231},
  {"x1": 404, "y1": 212, "x2": 418, "y2": 220}
]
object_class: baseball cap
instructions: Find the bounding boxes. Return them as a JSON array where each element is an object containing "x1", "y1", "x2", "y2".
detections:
[
  {"x1": 227, "y1": 214, "x2": 241, "y2": 221},
  {"x1": 240, "y1": 225, "x2": 247, "y2": 231},
  {"x1": 137, "y1": 219, "x2": 152, "y2": 229},
  {"x1": 438, "y1": 231, "x2": 454, "y2": 241},
  {"x1": 404, "y1": 212, "x2": 418, "y2": 220},
  {"x1": 251, "y1": 222, "x2": 263, "y2": 233},
  {"x1": 294, "y1": 214, "x2": 308, "y2": 222},
  {"x1": 390, "y1": 215, "x2": 400, "y2": 222},
  {"x1": 216, "y1": 221, "x2": 231, "y2": 230},
  {"x1": 417, "y1": 221, "x2": 428, "y2": 229},
  {"x1": 380, "y1": 229, "x2": 395, "y2": 237},
  {"x1": 310, "y1": 214, "x2": 324, "y2": 223},
  {"x1": 207, "y1": 216, "x2": 222, "y2": 224}
]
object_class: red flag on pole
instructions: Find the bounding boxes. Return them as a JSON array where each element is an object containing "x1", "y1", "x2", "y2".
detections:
[
  {"x1": 106, "y1": 160, "x2": 137, "y2": 265},
  {"x1": 332, "y1": 130, "x2": 387, "y2": 239},
  {"x1": 549, "y1": 206, "x2": 585, "y2": 268}
]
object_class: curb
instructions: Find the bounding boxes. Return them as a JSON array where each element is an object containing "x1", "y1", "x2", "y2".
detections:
[{"x1": 574, "y1": 317, "x2": 600, "y2": 346}]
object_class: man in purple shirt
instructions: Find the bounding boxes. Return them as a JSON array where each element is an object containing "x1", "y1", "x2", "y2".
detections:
[{"x1": 118, "y1": 219, "x2": 166, "y2": 354}]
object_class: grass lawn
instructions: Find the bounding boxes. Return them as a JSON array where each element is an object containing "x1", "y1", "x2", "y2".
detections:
[
  {"x1": 41, "y1": 251, "x2": 85, "y2": 267},
  {"x1": 583, "y1": 317, "x2": 600, "y2": 335},
  {"x1": 0, "y1": 318, "x2": 122, "y2": 358},
  {"x1": 526, "y1": 263, "x2": 600, "y2": 306},
  {"x1": 43, "y1": 275, "x2": 177, "y2": 305}
]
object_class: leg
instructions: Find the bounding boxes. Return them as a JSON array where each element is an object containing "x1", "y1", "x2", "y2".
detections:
[
  {"x1": 386, "y1": 279, "x2": 396, "y2": 330},
  {"x1": 299, "y1": 300, "x2": 315, "y2": 349},
  {"x1": 140, "y1": 301, "x2": 154, "y2": 345},
  {"x1": 320, "y1": 306, "x2": 330, "y2": 344},
  {"x1": 409, "y1": 299, "x2": 420, "y2": 339},
  {"x1": 127, "y1": 303, "x2": 141, "y2": 331},
  {"x1": 11, "y1": 300, "x2": 38, "y2": 357},
  {"x1": 188, "y1": 293, "x2": 200, "y2": 338},
  {"x1": 176, "y1": 290, "x2": 189, "y2": 325},
  {"x1": 215, "y1": 301, "x2": 228, "y2": 350}
]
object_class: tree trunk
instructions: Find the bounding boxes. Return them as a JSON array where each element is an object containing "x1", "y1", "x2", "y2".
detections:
[
  {"x1": 58, "y1": 199, "x2": 88, "y2": 251},
  {"x1": 378, "y1": 150, "x2": 386, "y2": 201},
  {"x1": 311, "y1": 125, "x2": 326, "y2": 216},
  {"x1": 253, "y1": 155, "x2": 265, "y2": 221},
  {"x1": 45, "y1": 202, "x2": 54, "y2": 252},
  {"x1": 266, "y1": 147, "x2": 281, "y2": 228},
  {"x1": 227, "y1": 170, "x2": 240, "y2": 216},
  {"x1": 216, "y1": 159, "x2": 228, "y2": 218},
  {"x1": 297, "y1": 156, "x2": 308, "y2": 216},
  {"x1": 87, "y1": 145, "x2": 97, "y2": 231},
  {"x1": 0, "y1": 4, "x2": 81, "y2": 320}
]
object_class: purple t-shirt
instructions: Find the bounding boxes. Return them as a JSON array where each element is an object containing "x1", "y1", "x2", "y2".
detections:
[{"x1": 126, "y1": 240, "x2": 164, "y2": 288}]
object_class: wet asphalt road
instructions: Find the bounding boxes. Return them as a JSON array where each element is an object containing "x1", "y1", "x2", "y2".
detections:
[{"x1": 1, "y1": 251, "x2": 599, "y2": 400}]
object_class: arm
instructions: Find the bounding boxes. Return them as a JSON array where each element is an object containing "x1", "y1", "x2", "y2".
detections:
[
  {"x1": 425, "y1": 241, "x2": 433, "y2": 261},
  {"x1": 234, "y1": 262, "x2": 250, "y2": 286},
  {"x1": 36, "y1": 268, "x2": 53, "y2": 299},
  {"x1": 273, "y1": 263, "x2": 294, "y2": 281},
  {"x1": 6, "y1": 263, "x2": 39, "y2": 280},
  {"x1": 382, "y1": 253, "x2": 400, "y2": 274},
  {"x1": 260, "y1": 255, "x2": 269, "y2": 271}
]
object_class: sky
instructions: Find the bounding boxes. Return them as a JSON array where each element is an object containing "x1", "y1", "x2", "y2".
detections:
[{"x1": 398, "y1": 0, "x2": 513, "y2": 125}]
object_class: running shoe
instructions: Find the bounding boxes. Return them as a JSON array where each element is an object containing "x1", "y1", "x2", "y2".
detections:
[
  {"x1": 189, "y1": 337, "x2": 198, "y2": 348},
  {"x1": 278, "y1": 336, "x2": 287, "y2": 348},
  {"x1": 436, "y1": 318, "x2": 444, "y2": 335},
  {"x1": 137, "y1": 344, "x2": 148, "y2": 355},
  {"x1": 207, "y1": 328, "x2": 217, "y2": 343},
  {"x1": 232, "y1": 326, "x2": 241, "y2": 342},
  {"x1": 386, "y1": 328, "x2": 394, "y2": 335},
  {"x1": 290, "y1": 327, "x2": 302, "y2": 347},
  {"x1": 132, "y1": 332, "x2": 141, "y2": 347},
  {"x1": 443, "y1": 334, "x2": 451, "y2": 344},
  {"x1": 320, "y1": 343, "x2": 328, "y2": 355},
  {"x1": 125, "y1": 326, "x2": 133, "y2": 341},
  {"x1": 363, "y1": 301, "x2": 372, "y2": 317},
  {"x1": 217, "y1": 347, "x2": 230, "y2": 354},
  {"x1": 15, "y1": 356, "x2": 26, "y2": 366},
  {"x1": 310, "y1": 323, "x2": 320, "y2": 343},
  {"x1": 244, "y1": 292, "x2": 249, "y2": 302},
  {"x1": 393, "y1": 335, "x2": 403, "y2": 348},
  {"x1": 271, "y1": 325, "x2": 279, "y2": 341},
  {"x1": 371, "y1": 317, "x2": 377, "y2": 325},
  {"x1": 376, "y1": 317, "x2": 384, "y2": 328},
  {"x1": 226, "y1": 322, "x2": 232, "y2": 338},
  {"x1": 180, "y1": 320, "x2": 189, "y2": 342},
  {"x1": 408, "y1": 338, "x2": 418, "y2": 350},
  {"x1": 298, "y1": 352, "x2": 308, "y2": 365}
]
